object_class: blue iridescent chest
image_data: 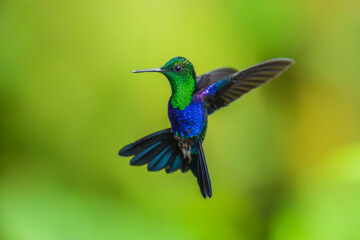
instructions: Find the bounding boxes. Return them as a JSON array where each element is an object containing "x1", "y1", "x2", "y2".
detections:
[{"x1": 168, "y1": 95, "x2": 206, "y2": 139}]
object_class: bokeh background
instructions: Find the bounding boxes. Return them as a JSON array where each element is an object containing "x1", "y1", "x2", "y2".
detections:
[{"x1": 1, "y1": 0, "x2": 360, "y2": 239}]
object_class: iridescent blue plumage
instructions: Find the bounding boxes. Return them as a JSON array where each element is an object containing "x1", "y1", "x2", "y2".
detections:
[
  {"x1": 168, "y1": 95, "x2": 206, "y2": 139},
  {"x1": 119, "y1": 56, "x2": 294, "y2": 199}
]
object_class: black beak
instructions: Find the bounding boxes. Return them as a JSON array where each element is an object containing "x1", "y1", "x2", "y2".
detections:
[{"x1": 132, "y1": 68, "x2": 165, "y2": 73}]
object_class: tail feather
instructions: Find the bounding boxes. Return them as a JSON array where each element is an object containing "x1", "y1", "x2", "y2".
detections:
[
  {"x1": 129, "y1": 142, "x2": 161, "y2": 165},
  {"x1": 130, "y1": 140, "x2": 168, "y2": 166},
  {"x1": 196, "y1": 160, "x2": 206, "y2": 198},
  {"x1": 166, "y1": 152, "x2": 183, "y2": 173},
  {"x1": 119, "y1": 129, "x2": 171, "y2": 156},
  {"x1": 119, "y1": 129, "x2": 183, "y2": 173},
  {"x1": 148, "y1": 144, "x2": 174, "y2": 171},
  {"x1": 190, "y1": 138, "x2": 212, "y2": 199},
  {"x1": 119, "y1": 129, "x2": 212, "y2": 198}
]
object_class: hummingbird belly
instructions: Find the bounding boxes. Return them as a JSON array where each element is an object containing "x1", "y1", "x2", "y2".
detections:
[{"x1": 168, "y1": 97, "x2": 207, "y2": 139}]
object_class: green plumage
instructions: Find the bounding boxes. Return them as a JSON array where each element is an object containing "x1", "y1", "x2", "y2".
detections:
[{"x1": 162, "y1": 57, "x2": 197, "y2": 110}]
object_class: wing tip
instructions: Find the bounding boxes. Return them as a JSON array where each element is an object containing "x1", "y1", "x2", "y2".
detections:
[{"x1": 269, "y1": 58, "x2": 295, "y2": 66}]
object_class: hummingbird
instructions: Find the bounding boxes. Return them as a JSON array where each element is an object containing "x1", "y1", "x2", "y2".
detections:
[{"x1": 119, "y1": 56, "x2": 294, "y2": 198}]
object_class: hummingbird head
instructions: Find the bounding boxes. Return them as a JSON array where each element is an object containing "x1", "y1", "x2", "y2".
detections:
[
  {"x1": 133, "y1": 56, "x2": 196, "y2": 83},
  {"x1": 159, "y1": 56, "x2": 197, "y2": 82},
  {"x1": 132, "y1": 57, "x2": 197, "y2": 109}
]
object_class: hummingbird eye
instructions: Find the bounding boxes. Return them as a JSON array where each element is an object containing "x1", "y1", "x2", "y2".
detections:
[{"x1": 173, "y1": 65, "x2": 183, "y2": 72}]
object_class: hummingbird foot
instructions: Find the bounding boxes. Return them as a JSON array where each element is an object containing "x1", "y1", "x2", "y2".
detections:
[{"x1": 174, "y1": 135, "x2": 193, "y2": 162}]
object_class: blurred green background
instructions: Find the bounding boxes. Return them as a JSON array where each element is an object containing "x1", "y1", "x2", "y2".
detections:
[{"x1": 1, "y1": 0, "x2": 360, "y2": 239}]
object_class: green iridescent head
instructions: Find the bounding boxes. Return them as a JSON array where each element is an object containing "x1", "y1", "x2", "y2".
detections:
[
  {"x1": 160, "y1": 56, "x2": 197, "y2": 82},
  {"x1": 133, "y1": 56, "x2": 197, "y2": 110}
]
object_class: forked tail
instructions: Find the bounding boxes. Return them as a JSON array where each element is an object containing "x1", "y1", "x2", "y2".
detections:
[{"x1": 119, "y1": 129, "x2": 212, "y2": 198}]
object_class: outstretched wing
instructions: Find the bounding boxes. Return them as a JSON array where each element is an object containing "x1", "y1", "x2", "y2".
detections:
[
  {"x1": 196, "y1": 68, "x2": 237, "y2": 90},
  {"x1": 202, "y1": 58, "x2": 294, "y2": 114}
]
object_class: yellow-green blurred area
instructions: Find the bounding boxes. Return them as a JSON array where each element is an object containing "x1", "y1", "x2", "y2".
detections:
[{"x1": 1, "y1": 0, "x2": 360, "y2": 239}]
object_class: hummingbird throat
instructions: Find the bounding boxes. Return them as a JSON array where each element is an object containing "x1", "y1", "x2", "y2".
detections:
[{"x1": 169, "y1": 80, "x2": 195, "y2": 110}]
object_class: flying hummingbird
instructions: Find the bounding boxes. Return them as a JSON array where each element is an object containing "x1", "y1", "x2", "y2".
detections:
[{"x1": 119, "y1": 57, "x2": 294, "y2": 198}]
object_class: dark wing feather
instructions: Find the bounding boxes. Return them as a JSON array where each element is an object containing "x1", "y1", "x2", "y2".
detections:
[
  {"x1": 196, "y1": 68, "x2": 237, "y2": 90},
  {"x1": 206, "y1": 58, "x2": 294, "y2": 114}
]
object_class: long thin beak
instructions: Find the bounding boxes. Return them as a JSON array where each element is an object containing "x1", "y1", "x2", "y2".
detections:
[{"x1": 132, "y1": 68, "x2": 165, "y2": 73}]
